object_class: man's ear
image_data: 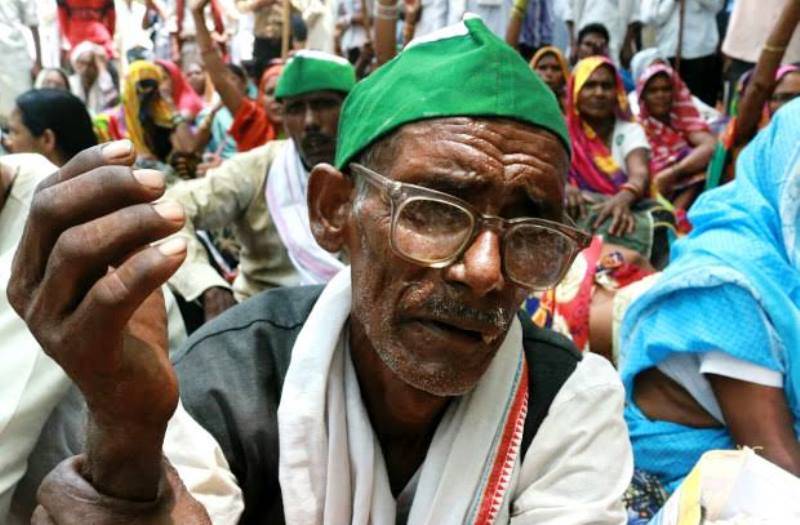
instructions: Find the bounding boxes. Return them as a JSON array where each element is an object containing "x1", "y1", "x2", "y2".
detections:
[
  {"x1": 308, "y1": 163, "x2": 354, "y2": 253},
  {"x1": 39, "y1": 129, "x2": 57, "y2": 157}
]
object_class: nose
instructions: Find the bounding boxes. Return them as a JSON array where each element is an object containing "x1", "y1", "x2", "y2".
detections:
[
  {"x1": 442, "y1": 230, "x2": 505, "y2": 297},
  {"x1": 304, "y1": 104, "x2": 320, "y2": 131}
]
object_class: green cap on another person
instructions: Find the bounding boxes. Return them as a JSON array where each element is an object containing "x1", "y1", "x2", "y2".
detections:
[
  {"x1": 275, "y1": 50, "x2": 357, "y2": 100},
  {"x1": 335, "y1": 15, "x2": 570, "y2": 170}
]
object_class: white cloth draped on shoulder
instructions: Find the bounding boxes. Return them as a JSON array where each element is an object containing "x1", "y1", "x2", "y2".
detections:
[
  {"x1": 265, "y1": 140, "x2": 345, "y2": 285},
  {"x1": 277, "y1": 268, "x2": 530, "y2": 525}
]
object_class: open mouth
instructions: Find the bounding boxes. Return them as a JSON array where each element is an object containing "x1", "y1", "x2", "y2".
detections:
[{"x1": 415, "y1": 319, "x2": 499, "y2": 346}]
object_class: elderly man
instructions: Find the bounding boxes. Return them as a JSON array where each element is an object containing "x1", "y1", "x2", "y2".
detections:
[
  {"x1": 9, "y1": 17, "x2": 632, "y2": 524},
  {"x1": 164, "y1": 49, "x2": 354, "y2": 320}
]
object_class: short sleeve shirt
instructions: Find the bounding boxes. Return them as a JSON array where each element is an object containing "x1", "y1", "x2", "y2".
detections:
[{"x1": 611, "y1": 119, "x2": 650, "y2": 171}]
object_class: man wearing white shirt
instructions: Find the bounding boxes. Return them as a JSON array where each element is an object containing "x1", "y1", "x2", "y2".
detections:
[
  {"x1": 557, "y1": 0, "x2": 640, "y2": 65},
  {"x1": 640, "y1": 0, "x2": 724, "y2": 106}
]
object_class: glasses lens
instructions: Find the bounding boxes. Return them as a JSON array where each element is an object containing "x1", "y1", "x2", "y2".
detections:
[
  {"x1": 504, "y1": 224, "x2": 576, "y2": 289},
  {"x1": 394, "y1": 198, "x2": 473, "y2": 263}
]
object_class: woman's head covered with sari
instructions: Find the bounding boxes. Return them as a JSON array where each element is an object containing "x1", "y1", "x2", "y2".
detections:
[
  {"x1": 566, "y1": 56, "x2": 632, "y2": 195},
  {"x1": 620, "y1": 99, "x2": 800, "y2": 490},
  {"x1": 121, "y1": 60, "x2": 175, "y2": 158},
  {"x1": 155, "y1": 59, "x2": 204, "y2": 118},
  {"x1": 259, "y1": 62, "x2": 285, "y2": 134},
  {"x1": 530, "y1": 46, "x2": 569, "y2": 98},
  {"x1": 636, "y1": 63, "x2": 709, "y2": 173}
]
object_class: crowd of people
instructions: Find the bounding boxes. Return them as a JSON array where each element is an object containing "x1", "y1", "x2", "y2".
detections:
[{"x1": 1, "y1": 0, "x2": 800, "y2": 523}]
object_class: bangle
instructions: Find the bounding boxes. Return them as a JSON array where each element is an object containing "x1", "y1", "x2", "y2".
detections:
[
  {"x1": 171, "y1": 114, "x2": 187, "y2": 127},
  {"x1": 764, "y1": 44, "x2": 787, "y2": 54},
  {"x1": 375, "y1": 1, "x2": 398, "y2": 19},
  {"x1": 620, "y1": 182, "x2": 641, "y2": 199}
]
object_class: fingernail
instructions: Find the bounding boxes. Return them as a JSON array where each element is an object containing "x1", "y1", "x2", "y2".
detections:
[
  {"x1": 133, "y1": 169, "x2": 165, "y2": 190},
  {"x1": 152, "y1": 200, "x2": 184, "y2": 222},
  {"x1": 102, "y1": 140, "x2": 133, "y2": 161},
  {"x1": 157, "y1": 238, "x2": 187, "y2": 256}
]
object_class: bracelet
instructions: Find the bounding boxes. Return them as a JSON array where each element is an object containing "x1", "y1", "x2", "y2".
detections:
[
  {"x1": 375, "y1": 1, "x2": 398, "y2": 19},
  {"x1": 171, "y1": 114, "x2": 187, "y2": 127},
  {"x1": 620, "y1": 182, "x2": 642, "y2": 199},
  {"x1": 763, "y1": 44, "x2": 787, "y2": 54}
]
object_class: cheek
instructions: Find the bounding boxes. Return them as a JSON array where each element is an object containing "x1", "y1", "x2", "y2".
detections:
[{"x1": 321, "y1": 108, "x2": 341, "y2": 135}]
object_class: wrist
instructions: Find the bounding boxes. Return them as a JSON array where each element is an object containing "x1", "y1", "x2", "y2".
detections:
[
  {"x1": 84, "y1": 416, "x2": 168, "y2": 500},
  {"x1": 619, "y1": 181, "x2": 642, "y2": 201}
]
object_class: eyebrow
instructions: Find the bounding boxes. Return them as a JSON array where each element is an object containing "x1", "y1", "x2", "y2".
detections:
[{"x1": 405, "y1": 170, "x2": 555, "y2": 218}]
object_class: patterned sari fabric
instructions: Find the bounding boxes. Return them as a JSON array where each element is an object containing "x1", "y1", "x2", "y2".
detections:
[
  {"x1": 526, "y1": 236, "x2": 654, "y2": 353},
  {"x1": 636, "y1": 64, "x2": 710, "y2": 175},
  {"x1": 566, "y1": 56, "x2": 632, "y2": 196},
  {"x1": 619, "y1": 99, "x2": 800, "y2": 493}
]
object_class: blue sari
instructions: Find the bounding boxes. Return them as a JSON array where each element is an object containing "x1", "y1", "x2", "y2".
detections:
[{"x1": 618, "y1": 98, "x2": 800, "y2": 492}]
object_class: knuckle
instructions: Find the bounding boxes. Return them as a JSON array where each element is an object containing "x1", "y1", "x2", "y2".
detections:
[{"x1": 29, "y1": 187, "x2": 59, "y2": 225}]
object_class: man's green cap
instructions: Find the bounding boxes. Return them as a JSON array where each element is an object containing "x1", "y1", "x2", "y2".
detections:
[
  {"x1": 275, "y1": 50, "x2": 357, "y2": 100},
  {"x1": 335, "y1": 16, "x2": 570, "y2": 170}
]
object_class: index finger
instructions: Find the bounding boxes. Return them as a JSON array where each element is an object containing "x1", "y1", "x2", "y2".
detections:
[{"x1": 37, "y1": 140, "x2": 136, "y2": 193}]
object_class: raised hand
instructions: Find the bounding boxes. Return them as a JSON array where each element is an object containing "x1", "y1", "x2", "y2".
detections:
[{"x1": 7, "y1": 140, "x2": 187, "y2": 499}]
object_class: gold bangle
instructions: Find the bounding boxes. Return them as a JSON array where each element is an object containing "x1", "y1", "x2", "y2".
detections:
[{"x1": 764, "y1": 44, "x2": 787, "y2": 53}]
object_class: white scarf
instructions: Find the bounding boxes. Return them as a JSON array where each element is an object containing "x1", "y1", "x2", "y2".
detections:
[
  {"x1": 266, "y1": 141, "x2": 345, "y2": 285},
  {"x1": 278, "y1": 269, "x2": 529, "y2": 525}
]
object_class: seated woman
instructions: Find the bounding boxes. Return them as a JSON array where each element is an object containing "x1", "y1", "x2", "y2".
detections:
[
  {"x1": 619, "y1": 99, "x2": 800, "y2": 493},
  {"x1": 530, "y1": 46, "x2": 569, "y2": 111},
  {"x1": 94, "y1": 61, "x2": 198, "y2": 181},
  {"x1": 636, "y1": 63, "x2": 717, "y2": 209},
  {"x1": 566, "y1": 56, "x2": 671, "y2": 267},
  {"x1": 5, "y1": 89, "x2": 97, "y2": 167}
]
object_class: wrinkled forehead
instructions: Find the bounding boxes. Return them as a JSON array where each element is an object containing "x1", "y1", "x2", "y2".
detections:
[
  {"x1": 362, "y1": 118, "x2": 568, "y2": 217},
  {"x1": 383, "y1": 117, "x2": 568, "y2": 175}
]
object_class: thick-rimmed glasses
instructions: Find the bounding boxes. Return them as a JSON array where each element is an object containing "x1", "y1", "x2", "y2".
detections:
[{"x1": 350, "y1": 163, "x2": 591, "y2": 291}]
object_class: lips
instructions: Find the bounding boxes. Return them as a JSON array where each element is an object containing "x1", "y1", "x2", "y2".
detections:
[{"x1": 412, "y1": 317, "x2": 504, "y2": 346}]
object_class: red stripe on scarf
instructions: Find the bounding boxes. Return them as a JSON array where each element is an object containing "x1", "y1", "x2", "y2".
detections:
[{"x1": 474, "y1": 361, "x2": 529, "y2": 525}]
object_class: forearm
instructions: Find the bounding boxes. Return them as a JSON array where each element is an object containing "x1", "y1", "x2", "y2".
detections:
[
  {"x1": 172, "y1": 121, "x2": 197, "y2": 153},
  {"x1": 374, "y1": 1, "x2": 397, "y2": 65},
  {"x1": 83, "y1": 416, "x2": 167, "y2": 500},
  {"x1": 194, "y1": 10, "x2": 244, "y2": 114},
  {"x1": 672, "y1": 142, "x2": 715, "y2": 176},
  {"x1": 734, "y1": 0, "x2": 800, "y2": 147},
  {"x1": 30, "y1": 26, "x2": 42, "y2": 67}
]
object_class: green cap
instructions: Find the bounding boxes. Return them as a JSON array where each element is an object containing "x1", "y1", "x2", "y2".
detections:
[
  {"x1": 275, "y1": 50, "x2": 357, "y2": 100},
  {"x1": 335, "y1": 16, "x2": 570, "y2": 170}
]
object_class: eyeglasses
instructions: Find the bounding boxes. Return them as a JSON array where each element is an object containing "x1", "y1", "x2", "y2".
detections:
[{"x1": 350, "y1": 163, "x2": 592, "y2": 291}]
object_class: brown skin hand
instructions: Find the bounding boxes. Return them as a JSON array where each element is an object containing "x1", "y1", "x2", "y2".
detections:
[
  {"x1": 308, "y1": 117, "x2": 569, "y2": 495},
  {"x1": 7, "y1": 140, "x2": 187, "y2": 501}
]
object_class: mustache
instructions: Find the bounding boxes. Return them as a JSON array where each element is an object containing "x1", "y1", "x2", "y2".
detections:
[
  {"x1": 417, "y1": 296, "x2": 512, "y2": 332},
  {"x1": 301, "y1": 131, "x2": 335, "y2": 149}
]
